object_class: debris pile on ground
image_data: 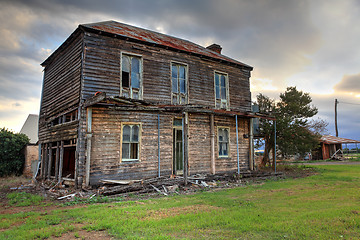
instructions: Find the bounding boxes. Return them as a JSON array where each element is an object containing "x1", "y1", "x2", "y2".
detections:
[{"x1": 1, "y1": 168, "x2": 302, "y2": 204}]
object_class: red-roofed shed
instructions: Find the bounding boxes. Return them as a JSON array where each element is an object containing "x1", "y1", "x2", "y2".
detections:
[{"x1": 314, "y1": 135, "x2": 360, "y2": 160}]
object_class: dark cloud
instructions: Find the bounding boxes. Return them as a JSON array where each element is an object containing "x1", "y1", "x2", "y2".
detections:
[
  {"x1": 335, "y1": 73, "x2": 360, "y2": 93},
  {"x1": 0, "y1": 0, "x2": 359, "y2": 139}
]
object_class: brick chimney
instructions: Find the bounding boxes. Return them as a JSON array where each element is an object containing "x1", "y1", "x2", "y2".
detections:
[{"x1": 206, "y1": 44, "x2": 222, "y2": 54}]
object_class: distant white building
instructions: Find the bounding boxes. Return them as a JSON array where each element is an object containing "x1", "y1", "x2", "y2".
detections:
[
  {"x1": 20, "y1": 114, "x2": 39, "y2": 177},
  {"x1": 20, "y1": 114, "x2": 38, "y2": 144}
]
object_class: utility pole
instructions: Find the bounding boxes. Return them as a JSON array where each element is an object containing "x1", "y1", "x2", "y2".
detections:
[{"x1": 335, "y1": 99, "x2": 338, "y2": 137}]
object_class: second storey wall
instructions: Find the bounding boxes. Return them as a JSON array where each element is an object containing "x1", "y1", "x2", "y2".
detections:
[
  {"x1": 39, "y1": 32, "x2": 83, "y2": 143},
  {"x1": 82, "y1": 32, "x2": 251, "y2": 111}
]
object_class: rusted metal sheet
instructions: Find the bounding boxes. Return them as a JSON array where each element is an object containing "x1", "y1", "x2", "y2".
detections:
[
  {"x1": 80, "y1": 21, "x2": 253, "y2": 69},
  {"x1": 321, "y1": 135, "x2": 360, "y2": 144}
]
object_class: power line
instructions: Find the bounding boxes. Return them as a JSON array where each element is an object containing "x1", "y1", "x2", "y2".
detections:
[{"x1": 339, "y1": 101, "x2": 360, "y2": 106}]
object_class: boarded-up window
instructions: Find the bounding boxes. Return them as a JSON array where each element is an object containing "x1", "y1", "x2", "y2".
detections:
[
  {"x1": 215, "y1": 72, "x2": 229, "y2": 109},
  {"x1": 171, "y1": 63, "x2": 188, "y2": 104},
  {"x1": 218, "y1": 127, "x2": 229, "y2": 157},
  {"x1": 121, "y1": 54, "x2": 142, "y2": 99},
  {"x1": 121, "y1": 124, "x2": 140, "y2": 161}
]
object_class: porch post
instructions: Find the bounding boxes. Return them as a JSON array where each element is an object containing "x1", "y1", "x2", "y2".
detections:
[{"x1": 210, "y1": 114, "x2": 215, "y2": 174}]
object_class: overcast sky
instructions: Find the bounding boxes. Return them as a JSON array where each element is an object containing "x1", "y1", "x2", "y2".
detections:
[{"x1": 1, "y1": 0, "x2": 359, "y2": 142}]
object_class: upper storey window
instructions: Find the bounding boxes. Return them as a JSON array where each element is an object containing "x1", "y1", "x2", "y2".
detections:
[
  {"x1": 121, "y1": 54, "x2": 142, "y2": 99},
  {"x1": 214, "y1": 72, "x2": 229, "y2": 109},
  {"x1": 171, "y1": 63, "x2": 188, "y2": 104}
]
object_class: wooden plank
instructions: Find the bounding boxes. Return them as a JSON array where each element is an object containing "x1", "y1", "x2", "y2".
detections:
[{"x1": 58, "y1": 141, "x2": 64, "y2": 183}]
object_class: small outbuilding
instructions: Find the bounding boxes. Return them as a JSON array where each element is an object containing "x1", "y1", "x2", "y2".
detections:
[
  {"x1": 20, "y1": 114, "x2": 39, "y2": 178},
  {"x1": 313, "y1": 135, "x2": 360, "y2": 160}
]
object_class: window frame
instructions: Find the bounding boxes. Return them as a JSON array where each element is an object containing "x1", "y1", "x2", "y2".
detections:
[
  {"x1": 120, "y1": 122, "x2": 142, "y2": 162},
  {"x1": 120, "y1": 52, "x2": 143, "y2": 100},
  {"x1": 217, "y1": 126, "x2": 230, "y2": 158},
  {"x1": 171, "y1": 61, "x2": 189, "y2": 105},
  {"x1": 214, "y1": 71, "x2": 230, "y2": 110}
]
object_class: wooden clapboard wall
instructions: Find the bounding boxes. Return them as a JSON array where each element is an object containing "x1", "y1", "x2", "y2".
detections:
[
  {"x1": 81, "y1": 32, "x2": 251, "y2": 111},
  {"x1": 38, "y1": 32, "x2": 83, "y2": 143}
]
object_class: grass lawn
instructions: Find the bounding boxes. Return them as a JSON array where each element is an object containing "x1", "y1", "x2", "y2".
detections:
[{"x1": 1, "y1": 165, "x2": 359, "y2": 239}]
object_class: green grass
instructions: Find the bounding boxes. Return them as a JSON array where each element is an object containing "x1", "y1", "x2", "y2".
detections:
[
  {"x1": 1, "y1": 165, "x2": 360, "y2": 239},
  {"x1": 6, "y1": 192, "x2": 44, "y2": 207}
]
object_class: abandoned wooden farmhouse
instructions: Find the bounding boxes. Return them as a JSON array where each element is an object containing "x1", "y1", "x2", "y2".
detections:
[{"x1": 39, "y1": 20, "x2": 260, "y2": 187}]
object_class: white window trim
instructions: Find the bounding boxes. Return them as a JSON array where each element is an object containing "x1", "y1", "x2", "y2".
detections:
[
  {"x1": 170, "y1": 61, "x2": 189, "y2": 105},
  {"x1": 214, "y1": 71, "x2": 230, "y2": 110},
  {"x1": 120, "y1": 122, "x2": 142, "y2": 162},
  {"x1": 120, "y1": 52, "x2": 143, "y2": 100},
  {"x1": 217, "y1": 126, "x2": 230, "y2": 158}
]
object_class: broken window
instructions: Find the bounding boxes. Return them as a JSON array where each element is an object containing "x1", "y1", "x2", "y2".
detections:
[
  {"x1": 51, "y1": 109, "x2": 78, "y2": 127},
  {"x1": 171, "y1": 63, "x2": 188, "y2": 104},
  {"x1": 215, "y1": 72, "x2": 229, "y2": 109},
  {"x1": 121, "y1": 54, "x2": 142, "y2": 99},
  {"x1": 218, "y1": 127, "x2": 229, "y2": 157},
  {"x1": 121, "y1": 124, "x2": 140, "y2": 161}
]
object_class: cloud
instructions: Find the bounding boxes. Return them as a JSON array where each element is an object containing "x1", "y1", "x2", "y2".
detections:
[
  {"x1": 0, "y1": 0, "x2": 359, "y2": 141},
  {"x1": 335, "y1": 73, "x2": 360, "y2": 94}
]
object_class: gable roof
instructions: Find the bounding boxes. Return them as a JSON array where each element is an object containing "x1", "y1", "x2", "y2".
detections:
[
  {"x1": 321, "y1": 135, "x2": 360, "y2": 144},
  {"x1": 20, "y1": 114, "x2": 39, "y2": 144},
  {"x1": 42, "y1": 20, "x2": 252, "y2": 70}
]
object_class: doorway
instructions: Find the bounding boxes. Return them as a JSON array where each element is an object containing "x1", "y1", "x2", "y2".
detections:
[{"x1": 173, "y1": 118, "x2": 183, "y2": 175}]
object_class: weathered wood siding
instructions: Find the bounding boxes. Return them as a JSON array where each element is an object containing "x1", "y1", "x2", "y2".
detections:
[
  {"x1": 39, "y1": 32, "x2": 83, "y2": 143},
  {"x1": 213, "y1": 115, "x2": 249, "y2": 172},
  {"x1": 81, "y1": 32, "x2": 251, "y2": 111},
  {"x1": 88, "y1": 107, "x2": 249, "y2": 184},
  {"x1": 188, "y1": 114, "x2": 250, "y2": 175},
  {"x1": 89, "y1": 107, "x2": 174, "y2": 185}
]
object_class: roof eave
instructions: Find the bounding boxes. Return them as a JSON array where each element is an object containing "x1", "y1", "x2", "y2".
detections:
[
  {"x1": 79, "y1": 24, "x2": 253, "y2": 71},
  {"x1": 41, "y1": 27, "x2": 83, "y2": 67}
]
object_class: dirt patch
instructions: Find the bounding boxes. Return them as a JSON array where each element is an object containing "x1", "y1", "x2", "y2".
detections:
[
  {"x1": 53, "y1": 223, "x2": 115, "y2": 240},
  {"x1": 143, "y1": 204, "x2": 223, "y2": 221}
]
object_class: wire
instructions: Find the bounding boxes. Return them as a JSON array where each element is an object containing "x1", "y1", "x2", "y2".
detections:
[{"x1": 339, "y1": 101, "x2": 360, "y2": 106}]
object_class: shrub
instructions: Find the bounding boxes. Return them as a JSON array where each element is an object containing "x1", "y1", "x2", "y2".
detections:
[{"x1": 0, "y1": 128, "x2": 29, "y2": 176}]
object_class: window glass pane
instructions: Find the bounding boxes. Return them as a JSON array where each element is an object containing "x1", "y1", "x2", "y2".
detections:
[
  {"x1": 132, "y1": 125, "x2": 139, "y2": 142},
  {"x1": 172, "y1": 94, "x2": 178, "y2": 104},
  {"x1": 215, "y1": 74, "x2": 220, "y2": 87},
  {"x1": 181, "y1": 96, "x2": 186, "y2": 104},
  {"x1": 180, "y1": 79, "x2": 186, "y2": 94},
  {"x1": 130, "y1": 143, "x2": 138, "y2": 159},
  {"x1": 219, "y1": 129, "x2": 223, "y2": 142},
  {"x1": 131, "y1": 57, "x2": 140, "y2": 73},
  {"x1": 123, "y1": 125, "x2": 131, "y2": 141},
  {"x1": 215, "y1": 74, "x2": 220, "y2": 99},
  {"x1": 224, "y1": 129, "x2": 229, "y2": 141},
  {"x1": 122, "y1": 143, "x2": 130, "y2": 159},
  {"x1": 123, "y1": 90, "x2": 129, "y2": 98},
  {"x1": 179, "y1": 66, "x2": 186, "y2": 79},
  {"x1": 172, "y1": 65, "x2": 178, "y2": 79},
  {"x1": 221, "y1": 86, "x2": 227, "y2": 100},
  {"x1": 133, "y1": 91, "x2": 139, "y2": 99},
  {"x1": 172, "y1": 77, "x2": 178, "y2": 93},
  {"x1": 221, "y1": 75, "x2": 226, "y2": 87},
  {"x1": 219, "y1": 142, "x2": 223, "y2": 156},
  {"x1": 131, "y1": 57, "x2": 140, "y2": 89},
  {"x1": 122, "y1": 56, "x2": 130, "y2": 73},
  {"x1": 132, "y1": 73, "x2": 140, "y2": 89},
  {"x1": 223, "y1": 143, "x2": 228, "y2": 156},
  {"x1": 173, "y1": 118, "x2": 182, "y2": 126},
  {"x1": 216, "y1": 100, "x2": 221, "y2": 108}
]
